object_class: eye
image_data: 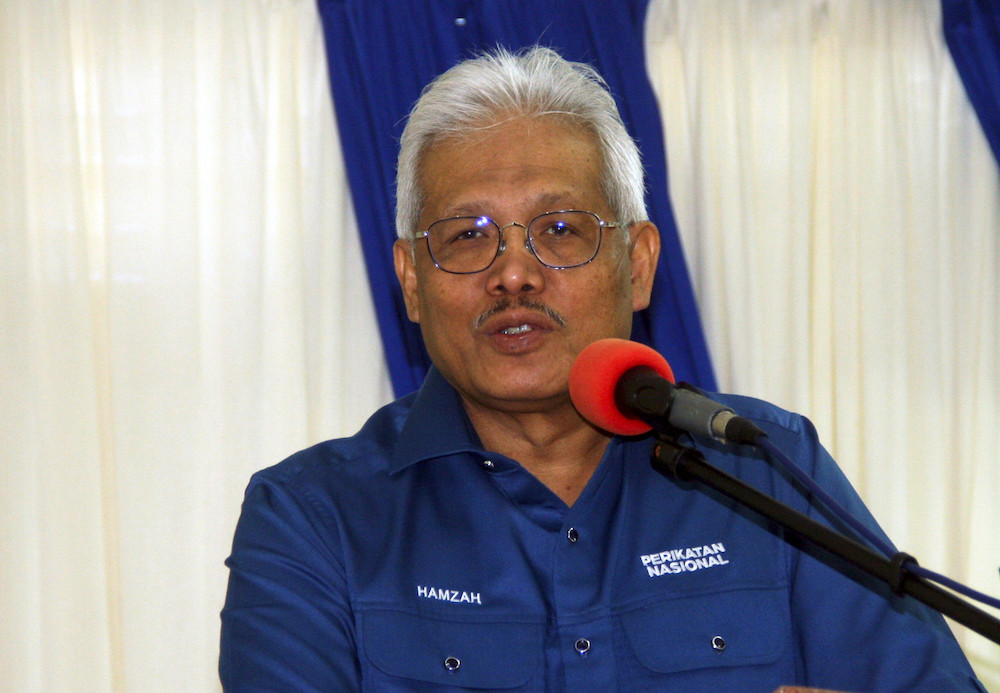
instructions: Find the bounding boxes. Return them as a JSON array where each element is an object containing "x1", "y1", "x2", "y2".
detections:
[
  {"x1": 538, "y1": 220, "x2": 582, "y2": 238},
  {"x1": 453, "y1": 226, "x2": 488, "y2": 242},
  {"x1": 435, "y1": 217, "x2": 496, "y2": 247}
]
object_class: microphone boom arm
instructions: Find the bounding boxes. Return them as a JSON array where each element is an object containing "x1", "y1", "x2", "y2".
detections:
[{"x1": 651, "y1": 433, "x2": 1000, "y2": 646}]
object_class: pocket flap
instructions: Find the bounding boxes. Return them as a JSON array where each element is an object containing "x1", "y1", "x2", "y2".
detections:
[
  {"x1": 362, "y1": 609, "x2": 544, "y2": 689},
  {"x1": 621, "y1": 586, "x2": 786, "y2": 674}
]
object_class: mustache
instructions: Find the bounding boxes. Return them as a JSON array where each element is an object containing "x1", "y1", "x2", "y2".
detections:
[{"x1": 473, "y1": 296, "x2": 567, "y2": 329}]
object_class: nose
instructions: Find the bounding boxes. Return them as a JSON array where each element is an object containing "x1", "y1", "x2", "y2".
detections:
[
  {"x1": 497, "y1": 222, "x2": 533, "y2": 257},
  {"x1": 486, "y1": 223, "x2": 545, "y2": 294}
]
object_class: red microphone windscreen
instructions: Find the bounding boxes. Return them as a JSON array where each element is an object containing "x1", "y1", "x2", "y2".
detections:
[{"x1": 569, "y1": 338, "x2": 675, "y2": 436}]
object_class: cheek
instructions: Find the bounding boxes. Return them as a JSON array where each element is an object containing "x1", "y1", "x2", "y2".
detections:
[
  {"x1": 595, "y1": 265, "x2": 633, "y2": 307},
  {"x1": 416, "y1": 278, "x2": 473, "y2": 330},
  {"x1": 604, "y1": 272, "x2": 638, "y2": 332}
]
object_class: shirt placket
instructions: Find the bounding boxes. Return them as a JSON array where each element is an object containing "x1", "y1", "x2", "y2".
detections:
[{"x1": 550, "y1": 443, "x2": 625, "y2": 692}]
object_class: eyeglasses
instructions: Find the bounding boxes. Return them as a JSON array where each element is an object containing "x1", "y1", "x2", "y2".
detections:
[{"x1": 414, "y1": 210, "x2": 619, "y2": 274}]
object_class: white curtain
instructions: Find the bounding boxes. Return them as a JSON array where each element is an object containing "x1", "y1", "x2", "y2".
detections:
[
  {"x1": 647, "y1": 0, "x2": 1000, "y2": 686},
  {"x1": 1, "y1": 0, "x2": 997, "y2": 691},
  {"x1": 0, "y1": 1, "x2": 392, "y2": 691}
]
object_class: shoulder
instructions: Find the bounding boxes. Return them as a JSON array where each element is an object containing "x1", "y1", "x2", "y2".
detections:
[
  {"x1": 682, "y1": 390, "x2": 840, "y2": 502},
  {"x1": 710, "y1": 391, "x2": 818, "y2": 440},
  {"x1": 244, "y1": 392, "x2": 417, "y2": 501},
  {"x1": 690, "y1": 390, "x2": 827, "y2": 471}
]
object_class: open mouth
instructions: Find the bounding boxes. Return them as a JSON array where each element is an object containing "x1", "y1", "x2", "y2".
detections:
[{"x1": 500, "y1": 324, "x2": 533, "y2": 336}]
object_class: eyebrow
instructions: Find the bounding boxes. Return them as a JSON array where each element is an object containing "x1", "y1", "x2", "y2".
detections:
[{"x1": 443, "y1": 191, "x2": 581, "y2": 218}]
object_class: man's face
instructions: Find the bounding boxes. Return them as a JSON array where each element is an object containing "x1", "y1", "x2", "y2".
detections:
[{"x1": 394, "y1": 116, "x2": 659, "y2": 415}]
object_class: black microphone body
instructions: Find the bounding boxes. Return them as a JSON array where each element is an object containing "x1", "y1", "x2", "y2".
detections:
[{"x1": 614, "y1": 366, "x2": 765, "y2": 445}]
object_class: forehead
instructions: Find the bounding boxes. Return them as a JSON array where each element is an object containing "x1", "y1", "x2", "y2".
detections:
[{"x1": 417, "y1": 116, "x2": 606, "y2": 222}]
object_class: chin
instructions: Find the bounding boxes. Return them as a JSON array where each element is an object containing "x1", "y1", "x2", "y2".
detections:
[{"x1": 483, "y1": 377, "x2": 567, "y2": 409}]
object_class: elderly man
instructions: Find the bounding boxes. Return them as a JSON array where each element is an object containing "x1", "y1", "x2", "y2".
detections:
[{"x1": 220, "y1": 47, "x2": 984, "y2": 692}]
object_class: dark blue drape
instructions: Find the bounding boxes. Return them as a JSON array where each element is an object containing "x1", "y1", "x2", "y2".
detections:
[
  {"x1": 317, "y1": 0, "x2": 717, "y2": 397},
  {"x1": 943, "y1": 0, "x2": 1000, "y2": 165}
]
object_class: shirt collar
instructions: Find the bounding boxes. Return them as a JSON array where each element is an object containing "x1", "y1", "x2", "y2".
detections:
[
  {"x1": 388, "y1": 365, "x2": 653, "y2": 478},
  {"x1": 389, "y1": 366, "x2": 485, "y2": 474}
]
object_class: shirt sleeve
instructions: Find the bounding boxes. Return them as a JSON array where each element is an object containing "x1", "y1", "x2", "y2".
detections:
[
  {"x1": 770, "y1": 413, "x2": 988, "y2": 692},
  {"x1": 219, "y1": 474, "x2": 360, "y2": 692}
]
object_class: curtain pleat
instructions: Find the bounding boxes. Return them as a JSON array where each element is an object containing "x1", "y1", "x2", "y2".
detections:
[
  {"x1": 646, "y1": 1, "x2": 999, "y2": 685},
  {"x1": 0, "y1": 1, "x2": 393, "y2": 690}
]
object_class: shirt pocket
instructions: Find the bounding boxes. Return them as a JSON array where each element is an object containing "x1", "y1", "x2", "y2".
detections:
[
  {"x1": 620, "y1": 585, "x2": 787, "y2": 675},
  {"x1": 361, "y1": 608, "x2": 545, "y2": 690}
]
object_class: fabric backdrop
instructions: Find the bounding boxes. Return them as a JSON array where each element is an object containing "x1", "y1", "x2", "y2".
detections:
[
  {"x1": 645, "y1": 0, "x2": 1000, "y2": 678},
  {"x1": 1, "y1": 0, "x2": 998, "y2": 691}
]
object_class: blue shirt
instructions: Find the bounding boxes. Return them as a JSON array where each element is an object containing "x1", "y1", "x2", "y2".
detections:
[{"x1": 220, "y1": 366, "x2": 984, "y2": 692}]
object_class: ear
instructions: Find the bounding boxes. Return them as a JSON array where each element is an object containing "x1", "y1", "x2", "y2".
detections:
[
  {"x1": 393, "y1": 239, "x2": 421, "y2": 323},
  {"x1": 628, "y1": 221, "x2": 660, "y2": 312}
]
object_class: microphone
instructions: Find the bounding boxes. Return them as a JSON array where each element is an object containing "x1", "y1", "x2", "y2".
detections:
[{"x1": 568, "y1": 338, "x2": 765, "y2": 445}]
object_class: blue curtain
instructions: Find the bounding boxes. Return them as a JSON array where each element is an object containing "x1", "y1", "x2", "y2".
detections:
[
  {"x1": 317, "y1": 0, "x2": 717, "y2": 397},
  {"x1": 943, "y1": 0, "x2": 1000, "y2": 166}
]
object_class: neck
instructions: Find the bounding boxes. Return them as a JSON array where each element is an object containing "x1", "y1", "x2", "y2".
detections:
[{"x1": 461, "y1": 396, "x2": 611, "y2": 506}]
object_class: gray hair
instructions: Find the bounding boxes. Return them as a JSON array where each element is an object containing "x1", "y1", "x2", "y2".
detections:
[{"x1": 395, "y1": 46, "x2": 647, "y2": 240}]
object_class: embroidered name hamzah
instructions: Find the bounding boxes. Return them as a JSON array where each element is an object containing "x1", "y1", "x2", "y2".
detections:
[{"x1": 417, "y1": 585, "x2": 483, "y2": 604}]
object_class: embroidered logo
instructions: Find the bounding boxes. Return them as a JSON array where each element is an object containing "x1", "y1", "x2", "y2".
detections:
[
  {"x1": 417, "y1": 585, "x2": 483, "y2": 605},
  {"x1": 640, "y1": 542, "x2": 730, "y2": 577}
]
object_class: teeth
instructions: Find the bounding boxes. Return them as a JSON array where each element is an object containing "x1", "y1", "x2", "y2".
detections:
[{"x1": 501, "y1": 324, "x2": 532, "y2": 335}]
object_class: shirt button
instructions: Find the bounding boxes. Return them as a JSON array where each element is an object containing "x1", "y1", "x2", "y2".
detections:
[
  {"x1": 574, "y1": 638, "x2": 591, "y2": 657},
  {"x1": 712, "y1": 635, "x2": 726, "y2": 652},
  {"x1": 444, "y1": 656, "x2": 461, "y2": 671},
  {"x1": 566, "y1": 527, "x2": 579, "y2": 543},
  {"x1": 481, "y1": 459, "x2": 495, "y2": 470}
]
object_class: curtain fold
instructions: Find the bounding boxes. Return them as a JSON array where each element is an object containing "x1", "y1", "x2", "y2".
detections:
[
  {"x1": 316, "y1": 0, "x2": 717, "y2": 397},
  {"x1": 1, "y1": 1, "x2": 392, "y2": 690},
  {"x1": 646, "y1": 1, "x2": 999, "y2": 686},
  {"x1": 943, "y1": 0, "x2": 1000, "y2": 164}
]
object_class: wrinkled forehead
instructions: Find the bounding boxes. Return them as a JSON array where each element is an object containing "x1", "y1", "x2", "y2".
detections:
[
  {"x1": 415, "y1": 114, "x2": 605, "y2": 203},
  {"x1": 416, "y1": 117, "x2": 608, "y2": 224}
]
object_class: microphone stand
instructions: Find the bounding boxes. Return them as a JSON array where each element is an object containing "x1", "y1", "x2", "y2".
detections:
[{"x1": 651, "y1": 432, "x2": 1000, "y2": 646}]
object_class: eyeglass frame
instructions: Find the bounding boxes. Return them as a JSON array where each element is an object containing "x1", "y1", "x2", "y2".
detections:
[{"x1": 412, "y1": 209, "x2": 621, "y2": 275}]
